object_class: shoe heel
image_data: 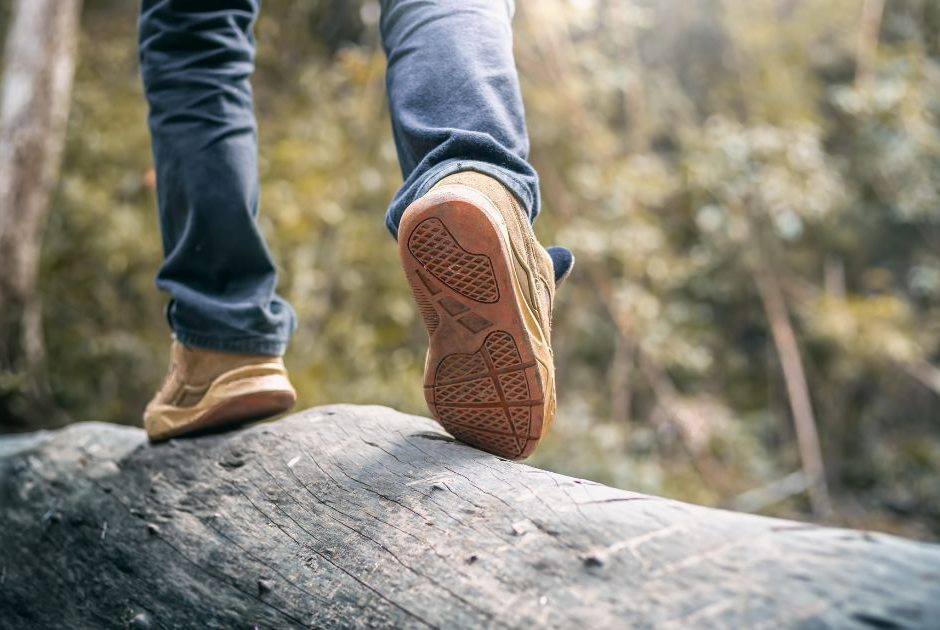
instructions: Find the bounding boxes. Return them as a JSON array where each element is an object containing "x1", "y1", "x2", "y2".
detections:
[{"x1": 398, "y1": 188, "x2": 549, "y2": 459}]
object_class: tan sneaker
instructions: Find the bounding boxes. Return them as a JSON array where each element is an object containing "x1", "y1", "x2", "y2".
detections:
[
  {"x1": 144, "y1": 340, "x2": 297, "y2": 441},
  {"x1": 398, "y1": 171, "x2": 571, "y2": 459}
]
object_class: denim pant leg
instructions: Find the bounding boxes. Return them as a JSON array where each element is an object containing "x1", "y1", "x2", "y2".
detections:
[
  {"x1": 379, "y1": 0, "x2": 540, "y2": 239},
  {"x1": 139, "y1": 0, "x2": 295, "y2": 356}
]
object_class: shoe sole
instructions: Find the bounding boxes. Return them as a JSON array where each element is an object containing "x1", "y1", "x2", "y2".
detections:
[
  {"x1": 398, "y1": 185, "x2": 554, "y2": 459},
  {"x1": 146, "y1": 375, "x2": 296, "y2": 442}
]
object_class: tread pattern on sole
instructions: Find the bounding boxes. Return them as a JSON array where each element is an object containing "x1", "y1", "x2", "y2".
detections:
[
  {"x1": 432, "y1": 331, "x2": 541, "y2": 458},
  {"x1": 408, "y1": 267, "x2": 494, "y2": 339},
  {"x1": 408, "y1": 218, "x2": 499, "y2": 303},
  {"x1": 408, "y1": 273, "x2": 440, "y2": 335}
]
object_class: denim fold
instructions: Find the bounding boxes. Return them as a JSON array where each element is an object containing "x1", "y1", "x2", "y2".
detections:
[{"x1": 139, "y1": 0, "x2": 539, "y2": 355}]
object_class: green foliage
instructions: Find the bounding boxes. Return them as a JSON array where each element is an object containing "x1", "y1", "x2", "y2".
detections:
[{"x1": 14, "y1": 0, "x2": 940, "y2": 539}]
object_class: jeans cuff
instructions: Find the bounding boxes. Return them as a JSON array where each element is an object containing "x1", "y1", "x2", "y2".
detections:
[
  {"x1": 385, "y1": 158, "x2": 537, "y2": 239},
  {"x1": 172, "y1": 329, "x2": 288, "y2": 357}
]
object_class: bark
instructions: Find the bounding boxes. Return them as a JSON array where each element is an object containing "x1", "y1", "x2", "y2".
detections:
[
  {"x1": 0, "y1": 0, "x2": 82, "y2": 429},
  {"x1": 2, "y1": 404, "x2": 939, "y2": 629}
]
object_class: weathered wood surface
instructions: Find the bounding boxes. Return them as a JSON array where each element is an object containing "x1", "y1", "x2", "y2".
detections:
[{"x1": 1, "y1": 405, "x2": 939, "y2": 629}]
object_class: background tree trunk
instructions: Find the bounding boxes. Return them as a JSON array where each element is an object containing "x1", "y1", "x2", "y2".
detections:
[
  {"x1": 0, "y1": 0, "x2": 82, "y2": 430},
  {"x1": 753, "y1": 262, "x2": 832, "y2": 517},
  {"x1": 2, "y1": 405, "x2": 938, "y2": 628}
]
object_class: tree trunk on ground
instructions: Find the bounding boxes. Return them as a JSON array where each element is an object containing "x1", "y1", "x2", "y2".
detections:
[
  {"x1": 0, "y1": 0, "x2": 82, "y2": 430},
  {"x1": 2, "y1": 405, "x2": 938, "y2": 629}
]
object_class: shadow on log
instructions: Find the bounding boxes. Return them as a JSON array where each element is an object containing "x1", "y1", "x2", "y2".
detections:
[{"x1": 2, "y1": 405, "x2": 939, "y2": 628}]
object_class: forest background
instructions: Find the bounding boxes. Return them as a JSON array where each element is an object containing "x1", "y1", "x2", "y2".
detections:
[{"x1": 1, "y1": 0, "x2": 938, "y2": 541}]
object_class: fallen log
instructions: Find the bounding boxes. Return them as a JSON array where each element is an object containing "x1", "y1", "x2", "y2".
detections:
[{"x1": 1, "y1": 405, "x2": 938, "y2": 628}]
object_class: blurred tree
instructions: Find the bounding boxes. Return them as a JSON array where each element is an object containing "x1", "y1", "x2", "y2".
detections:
[
  {"x1": 0, "y1": 0, "x2": 82, "y2": 430},
  {"x1": 516, "y1": 0, "x2": 939, "y2": 534}
]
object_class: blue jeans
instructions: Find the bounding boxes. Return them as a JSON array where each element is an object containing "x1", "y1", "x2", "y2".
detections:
[{"x1": 139, "y1": 0, "x2": 539, "y2": 356}]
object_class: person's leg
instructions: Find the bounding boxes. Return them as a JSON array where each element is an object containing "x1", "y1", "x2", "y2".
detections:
[
  {"x1": 139, "y1": 0, "x2": 294, "y2": 356},
  {"x1": 379, "y1": 0, "x2": 539, "y2": 239},
  {"x1": 382, "y1": 0, "x2": 574, "y2": 459},
  {"x1": 139, "y1": 0, "x2": 296, "y2": 440}
]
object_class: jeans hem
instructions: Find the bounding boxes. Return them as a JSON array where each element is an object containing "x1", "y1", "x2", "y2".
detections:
[
  {"x1": 385, "y1": 159, "x2": 537, "y2": 239},
  {"x1": 172, "y1": 329, "x2": 288, "y2": 356}
]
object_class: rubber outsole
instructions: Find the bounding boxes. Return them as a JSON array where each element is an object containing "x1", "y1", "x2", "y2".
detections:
[
  {"x1": 399, "y1": 185, "x2": 552, "y2": 460},
  {"x1": 146, "y1": 389, "x2": 296, "y2": 442}
]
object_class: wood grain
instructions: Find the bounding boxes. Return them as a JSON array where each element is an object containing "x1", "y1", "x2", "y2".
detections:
[{"x1": 2, "y1": 405, "x2": 939, "y2": 628}]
